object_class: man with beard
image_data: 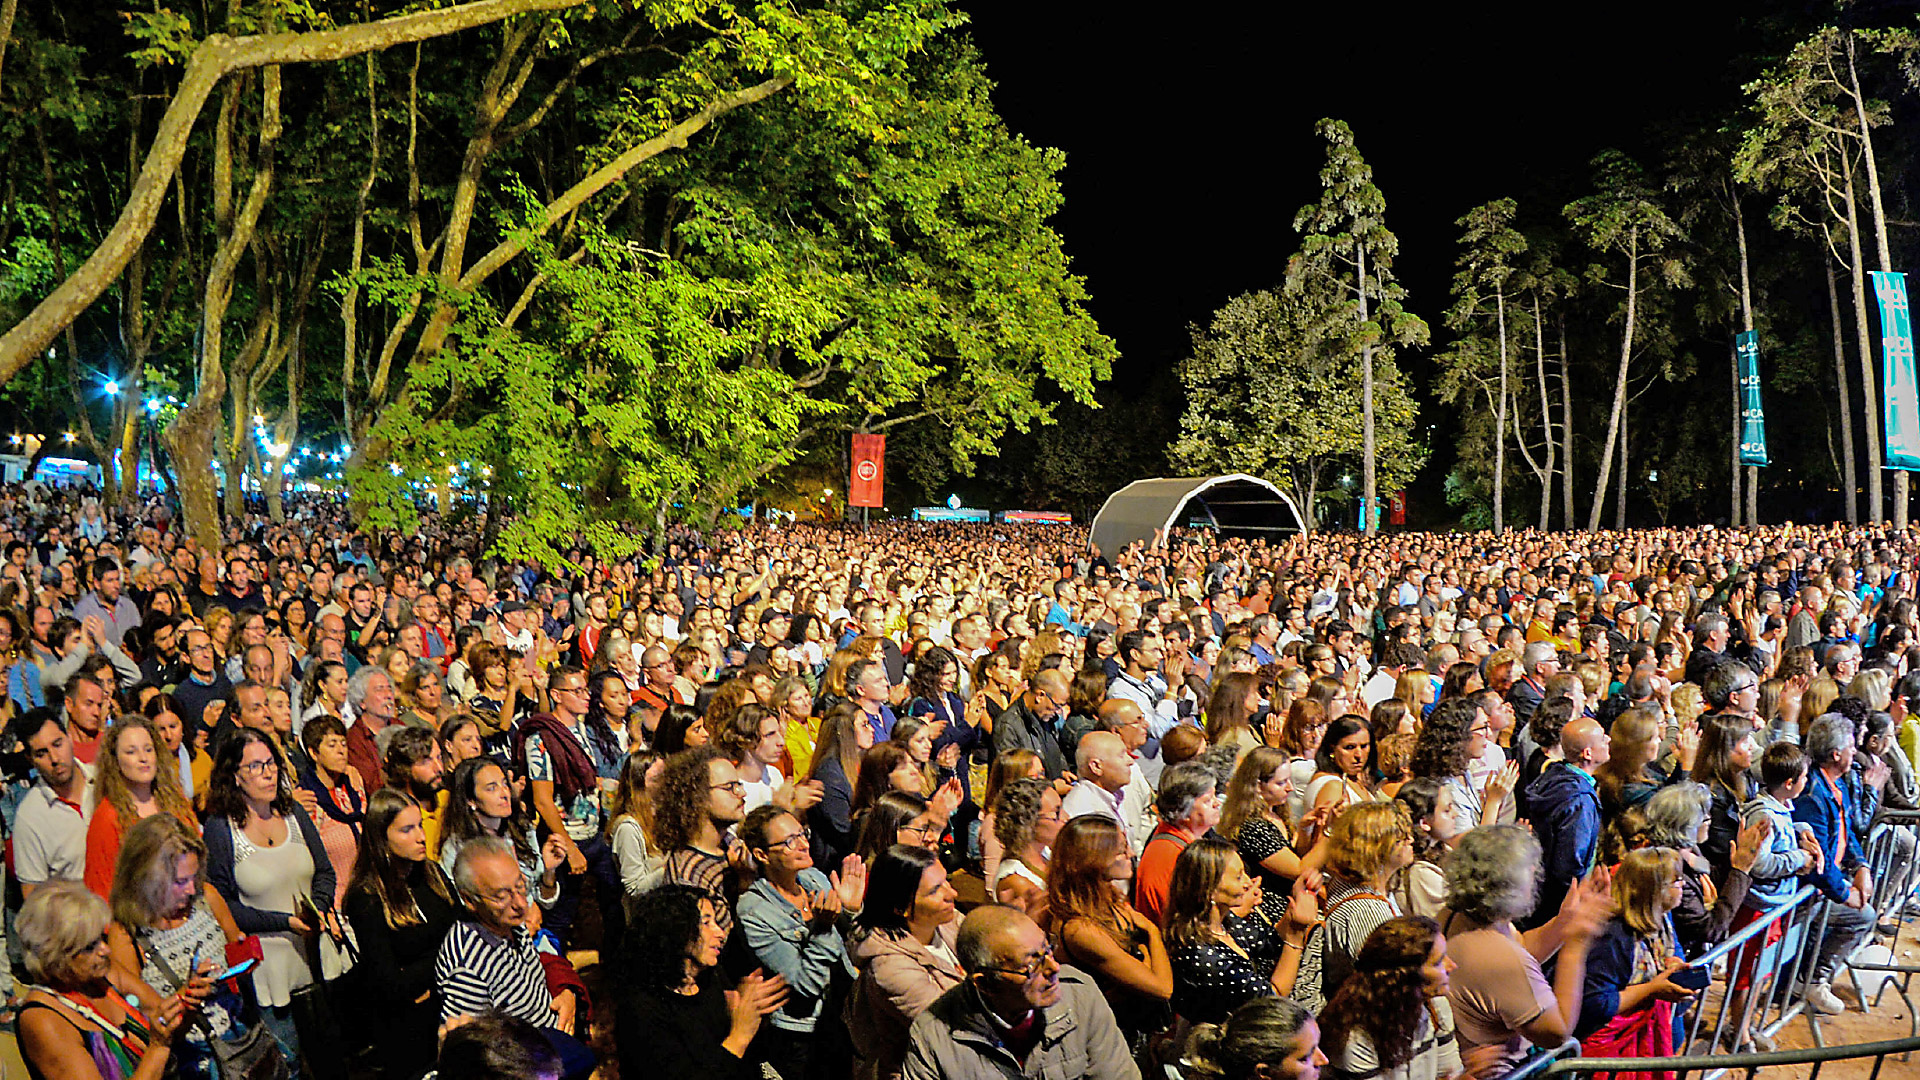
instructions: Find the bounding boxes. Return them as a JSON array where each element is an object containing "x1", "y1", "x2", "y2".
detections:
[
  {"x1": 12, "y1": 706, "x2": 94, "y2": 895},
  {"x1": 385, "y1": 726, "x2": 448, "y2": 854}
]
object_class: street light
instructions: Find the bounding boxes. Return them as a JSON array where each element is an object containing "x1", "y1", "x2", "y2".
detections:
[{"x1": 104, "y1": 379, "x2": 120, "y2": 396}]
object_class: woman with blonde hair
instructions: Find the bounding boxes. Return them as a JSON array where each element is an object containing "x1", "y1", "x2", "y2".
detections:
[
  {"x1": 84, "y1": 715, "x2": 197, "y2": 899},
  {"x1": 1219, "y1": 747, "x2": 1327, "y2": 926},
  {"x1": 1574, "y1": 847, "x2": 1694, "y2": 1062},
  {"x1": 105, "y1": 815, "x2": 252, "y2": 1080},
  {"x1": 1392, "y1": 670, "x2": 1434, "y2": 717},
  {"x1": 1848, "y1": 668, "x2": 1892, "y2": 712},
  {"x1": 19, "y1": 882, "x2": 196, "y2": 1080},
  {"x1": 1292, "y1": 801, "x2": 1415, "y2": 1012},
  {"x1": 1279, "y1": 699, "x2": 1330, "y2": 823}
]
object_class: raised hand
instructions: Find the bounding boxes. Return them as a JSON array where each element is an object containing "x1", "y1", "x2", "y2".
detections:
[{"x1": 833, "y1": 855, "x2": 868, "y2": 912}]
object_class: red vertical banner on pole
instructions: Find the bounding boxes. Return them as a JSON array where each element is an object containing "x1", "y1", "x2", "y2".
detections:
[
  {"x1": 1389, "y1": 491, "x2": 1407, "y2": 526},
  {"x1": 849, "y1": 433, "x2": 886, "y2": 508}
]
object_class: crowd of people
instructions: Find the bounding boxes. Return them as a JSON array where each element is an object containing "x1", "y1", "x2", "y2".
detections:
[{"x1": 1, "y1": 483, "x2": 1918, "y2": 1080}]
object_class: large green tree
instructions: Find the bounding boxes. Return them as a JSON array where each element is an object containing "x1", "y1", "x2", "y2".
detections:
[
  {"x1": 1171, "y1": 287, "x2": 1421, "y2": 532},
  {"x1": 1436, "y1": 199, "x2": 1526, "y2": 534},
  {"x1": 1286, "y1": 119, "x2": 1426, "y2": 535}
]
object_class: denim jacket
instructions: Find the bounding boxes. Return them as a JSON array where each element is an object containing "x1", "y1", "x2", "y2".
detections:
[{"x1": 736, "y1": 869, "x2": 848, "y2": 1033}]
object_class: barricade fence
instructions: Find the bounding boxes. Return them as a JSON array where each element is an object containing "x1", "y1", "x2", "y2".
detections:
[{"x1": 1505, "y1": 809, "x2": 1920, "y2": 1080}]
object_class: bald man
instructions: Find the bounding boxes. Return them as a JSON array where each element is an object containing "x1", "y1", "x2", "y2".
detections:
[
  {"x1": 993, "y1": 667, "x2": 1073, "y2": 779},
  {"x1": 1061, "y1": 731, "x2": 1135, "y2": 847},
  {"x1": 1096, "y1": 699, "x2": 1161, "y2": 856},
  {"x1": 1521, "y1": 716, "x2": 1610, "y2": 929}
]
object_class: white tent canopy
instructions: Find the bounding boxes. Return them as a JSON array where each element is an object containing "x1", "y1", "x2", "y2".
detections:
[{"x1": 1088, "y1": 474, "x2": 1306, "y2": 555}]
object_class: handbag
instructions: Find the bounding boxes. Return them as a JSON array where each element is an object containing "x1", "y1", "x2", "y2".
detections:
[{"x1": 142, "y1": 935, "x2": 289, "y2": 1080}]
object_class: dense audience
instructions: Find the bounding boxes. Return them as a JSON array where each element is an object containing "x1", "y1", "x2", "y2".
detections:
[{"x1": 1, "y1": 484, "x2": 1918, "y2": 1079}]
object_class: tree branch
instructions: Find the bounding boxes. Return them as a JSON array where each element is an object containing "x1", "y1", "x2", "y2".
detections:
[{"x1": 0, "y1": 0, "x2": 588, "y2": 383}]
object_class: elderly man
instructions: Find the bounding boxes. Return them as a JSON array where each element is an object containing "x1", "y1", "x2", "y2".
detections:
[
  {"x1": 344, "y1": 666, "x2": 399, "y2": 787},
  {"x1": 993, "y1": 668, "x2": 1073, "y2": 780},
  {"x1": 1096, "y1": 699, "x2": 1161, "y2": 849},
  {"x1": 1131, "y1": 762, "x2": 1221, "y2": 927},
  {"x1": 1507, "y1": 641, "x2": 1561, "y2": 726},
  {"x1": 1060, "y1": 731, "x2": 1135, "y2": 849},
  {"x1": 1793, "y1": 713, "x2": 1878, "y2": 1014},
  {"x1": 437, "y1": 837, "x2": 594, "y2": 1079},
  {"x1": 901, "y1": 905, "x2": 1136, "y2": 1080}
]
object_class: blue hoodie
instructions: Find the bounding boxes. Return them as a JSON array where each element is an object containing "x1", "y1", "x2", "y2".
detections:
[{"x1": 1522, "y1": 760, "x2": 1601, "y2": 928}]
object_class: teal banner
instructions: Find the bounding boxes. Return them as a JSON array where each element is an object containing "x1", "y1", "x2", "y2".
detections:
[
  {"x1": 1873, "y1": 271, "x2": 1920, "y2": 471},
  {"x1": 1736, "y1": 330, "x2": 1769, "y2": 467}
]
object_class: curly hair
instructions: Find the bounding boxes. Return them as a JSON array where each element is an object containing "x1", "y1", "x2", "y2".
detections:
[
  {"x1": 991, "y1": 777, "x2": 1049, "y2": 857},
  {"x1": 907, "y1": 645, "x2": 960, "y2": 704},
  {"x1": 205, "y1": 727, "x2": 295, "y2": 824},
  {"x1": 95, "y1": 715, "x2": 194, "y2": 830},
  {"x1": 715, "y1": 702, "x2": 774, "y2": 763},
  {"x1": 652, "y1": 746, "x2": 727, "y2": 853},
  {"x1": 1326, "y1": 801, "x2": 1411, "y2": 884},
  {"x1": 1393, "y1": 777, "x2": 1450, "y2": 864},
  {"x1": 621, "y1": 884, "x2": 710, "y2": 994},
  {"x1": 1641, "y1": 782, "x2": 1710, "y2": 850},
  {"x1": 110, "y1": 813, "x2": 205, "y2": 933},
  {"x1": 1319, "y1": 916, "x2": 1441, "y2": 1071},
  {"x1": 1444, "y1": 824, "x2": 1541, "y2": 924},
  {"x1": 1409, "y1": 696, "x2": 1475, "y2": 780}
]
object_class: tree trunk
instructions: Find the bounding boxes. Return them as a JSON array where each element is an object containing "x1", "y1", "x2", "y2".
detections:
[
  {"x1": 1844, "y1": 167, "x2": 1884, "y2": 521},
  {"x1": 1534, "y1": 294, "x2": 1555, "y2": 531},
  {"x1": 1615, "y1": 408, "x2": 1628, "y2": 530},
  {"x1": 1588, "y1": 227, "x2": 1637, "y2": 532},
  {"x1": 0, "y1": 0, "x2": 587, "y2": 386},
  {"x1": 1849, "y1": 34, "x2": 1907, "y2": 527},
  {"x1": 1560, "y1": 315, "x2": 1574, "y2": 530},
  {"x1": 1357, "y1": 246, "x2": 1376, "y2": 535},
  {"x1": 1828, "y1": 257, "x2": 1859, "y2": 523},
  {"x1": 1493, "y1": 286, "x2": 1507, "y2": 535},
  {"x1": 166, "y1": 66, "x2": 283, "y2": 553}
]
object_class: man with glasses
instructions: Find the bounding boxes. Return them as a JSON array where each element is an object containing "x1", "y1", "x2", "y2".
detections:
[
  {"x1": 438, "y1": 837, "x2": 595, "y2": 1079},
  {"x1": 634, "y1": 644, "x2": 676, "y2": 710},
  {"x1": 902, "y1": 905, "x2": 1136, "y2": 1080},
  {"x1": 519, "y1": 664, "x2": 620, "y2": 950},
  {"x1": 658, "y1": 746, "x2": 749, "y2": 940},
  {"x1": 992, "y1": 668, "x2": 1073, "y2": 780},
  {"x1": 169, "y1": 627, "x2": 232, "y2": 742}
]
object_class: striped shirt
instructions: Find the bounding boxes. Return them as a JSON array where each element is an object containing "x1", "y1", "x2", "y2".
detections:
[{"x1": 433, "y1": 918, "x2": 551, "y2": 1027}]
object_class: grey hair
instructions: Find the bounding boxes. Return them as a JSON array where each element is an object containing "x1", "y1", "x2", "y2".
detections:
[
  {"x1": 452, "y1": 835, "x2": 517, "y2": 898},
  {"x1": 1642, "y1": 782, "x2": 1711, "y2": 849},
  {"x1": 1156, "y1": 762, "x2": 1218, "y2": 824},
  {"x1": 1522, "y1": 641, "x2": 1557, "y2": 675},
  {"x1": 1804, "y1": 713, "x2": 1855, "y2": 767},
  {"x1": 345, "y1": 664, "x2": 388, "y2": 710},
  {"x1": 1445, "y1": 825, "x2": 1542, "y2": 924},
  {"x1": 1694, "y1": 613, "x2": 1729, "y2": 641},
  {"x1": 17, "y1": 880, "x2": 110, "y2": 983}
]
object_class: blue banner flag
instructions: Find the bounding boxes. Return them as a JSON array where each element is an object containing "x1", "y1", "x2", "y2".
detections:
[
  {"x1": 1873, "y1": 271, "x2": 1920, "y2": 471},
  {"x1": 1736, "y1": 330, "x2": 1769, "y2": 467}
]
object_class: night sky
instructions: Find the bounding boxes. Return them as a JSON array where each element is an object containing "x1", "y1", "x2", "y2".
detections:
[{"x1": 962, "y1": 2, "x2": 1771, "y2": 419}]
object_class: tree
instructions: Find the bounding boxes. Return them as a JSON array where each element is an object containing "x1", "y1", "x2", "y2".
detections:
[
  {"x1": 351, "y1": 31, "x2": 1113, "y2": 565},
  {"x1": 1565, "y1": 149, "x2": 1687, "y2": 531},
  {"x1": 1437, "y1": 199, "x2": 1526, "y2": 533},
  {"x1": 1171, "y1": 287, "x2": 1423, "y2": 532},
  {"x1": 1286, "y1": 119, "x2": 1427, "y2": 535}
]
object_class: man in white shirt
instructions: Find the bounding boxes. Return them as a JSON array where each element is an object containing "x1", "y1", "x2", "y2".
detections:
[
  {"x1": 1061, "y1": 731, "x2": 1134, "y2": 847},
  {"x1": 1362, "y1": 641, "x2": 1427, "y2": 708},
  {"x1": 13, "y1": 708, "x2": 93, "y2": 895},
  {"x1": 1105, "y1": 630, "x2": 1180, "y2": 738}
]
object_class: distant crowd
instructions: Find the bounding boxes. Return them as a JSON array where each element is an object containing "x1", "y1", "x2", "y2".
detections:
[{"x1": 1, "y1": 482, "x2": 1917, "y2": 1080}]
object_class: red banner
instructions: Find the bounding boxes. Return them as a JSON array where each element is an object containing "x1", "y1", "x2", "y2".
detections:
[
  {"x1": 850, "y1": 433, "x2": 886, "y2": 507},
  {"x1": 1389, "y1": 490, "x2": 1407, "y2": 526}
]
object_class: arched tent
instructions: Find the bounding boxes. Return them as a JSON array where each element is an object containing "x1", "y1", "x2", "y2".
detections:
[{"x1": 1089, "y1": 474, "x2": 1306, "y2": 555}]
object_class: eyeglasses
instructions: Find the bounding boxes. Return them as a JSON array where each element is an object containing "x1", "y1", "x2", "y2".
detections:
[
  {"x1": 238, "y1": 759, "x2": 279, "y2": 776},
  {"x1": 764, "y1": 831, "x2": 811, "y2": 853},
  {"x1": 982, "y1": 943, "x2": 1057, "y2": 981},
  {"x1": 898, "y1": 823, "x2": 941, "y2": 846},
  {"x1": 552, "y1": 684, "x2": 589, "y2": 697},
  {"x1": 709, "y1": 780, "x2": 746, "y2": 795}
]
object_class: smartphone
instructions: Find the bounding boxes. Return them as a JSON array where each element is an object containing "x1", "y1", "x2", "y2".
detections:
[{"x1": 215, "y1": 957, "x2": 258, "y2": 981}]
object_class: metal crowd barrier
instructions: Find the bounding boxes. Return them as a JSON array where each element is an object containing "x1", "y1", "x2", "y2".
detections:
[
  {"x1": 1528, "y1": 1035, "x2": 1920, "y2": 1080},
  {"x1": 1845, "y1": 808, "x2": 1920, "y2": 1044},
  {"x1": 1673, "y1": 884, "x2": 1822, "y2": 1055}
]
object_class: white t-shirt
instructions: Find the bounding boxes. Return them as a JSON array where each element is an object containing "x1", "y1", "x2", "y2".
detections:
[{"x1": 742, "y1": 763, "x2": 785, "y2": 814}]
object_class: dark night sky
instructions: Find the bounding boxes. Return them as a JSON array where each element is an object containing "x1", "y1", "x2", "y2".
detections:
[{"x1": 960, "y1": 3, "x2": 1771, "y2": 391}]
